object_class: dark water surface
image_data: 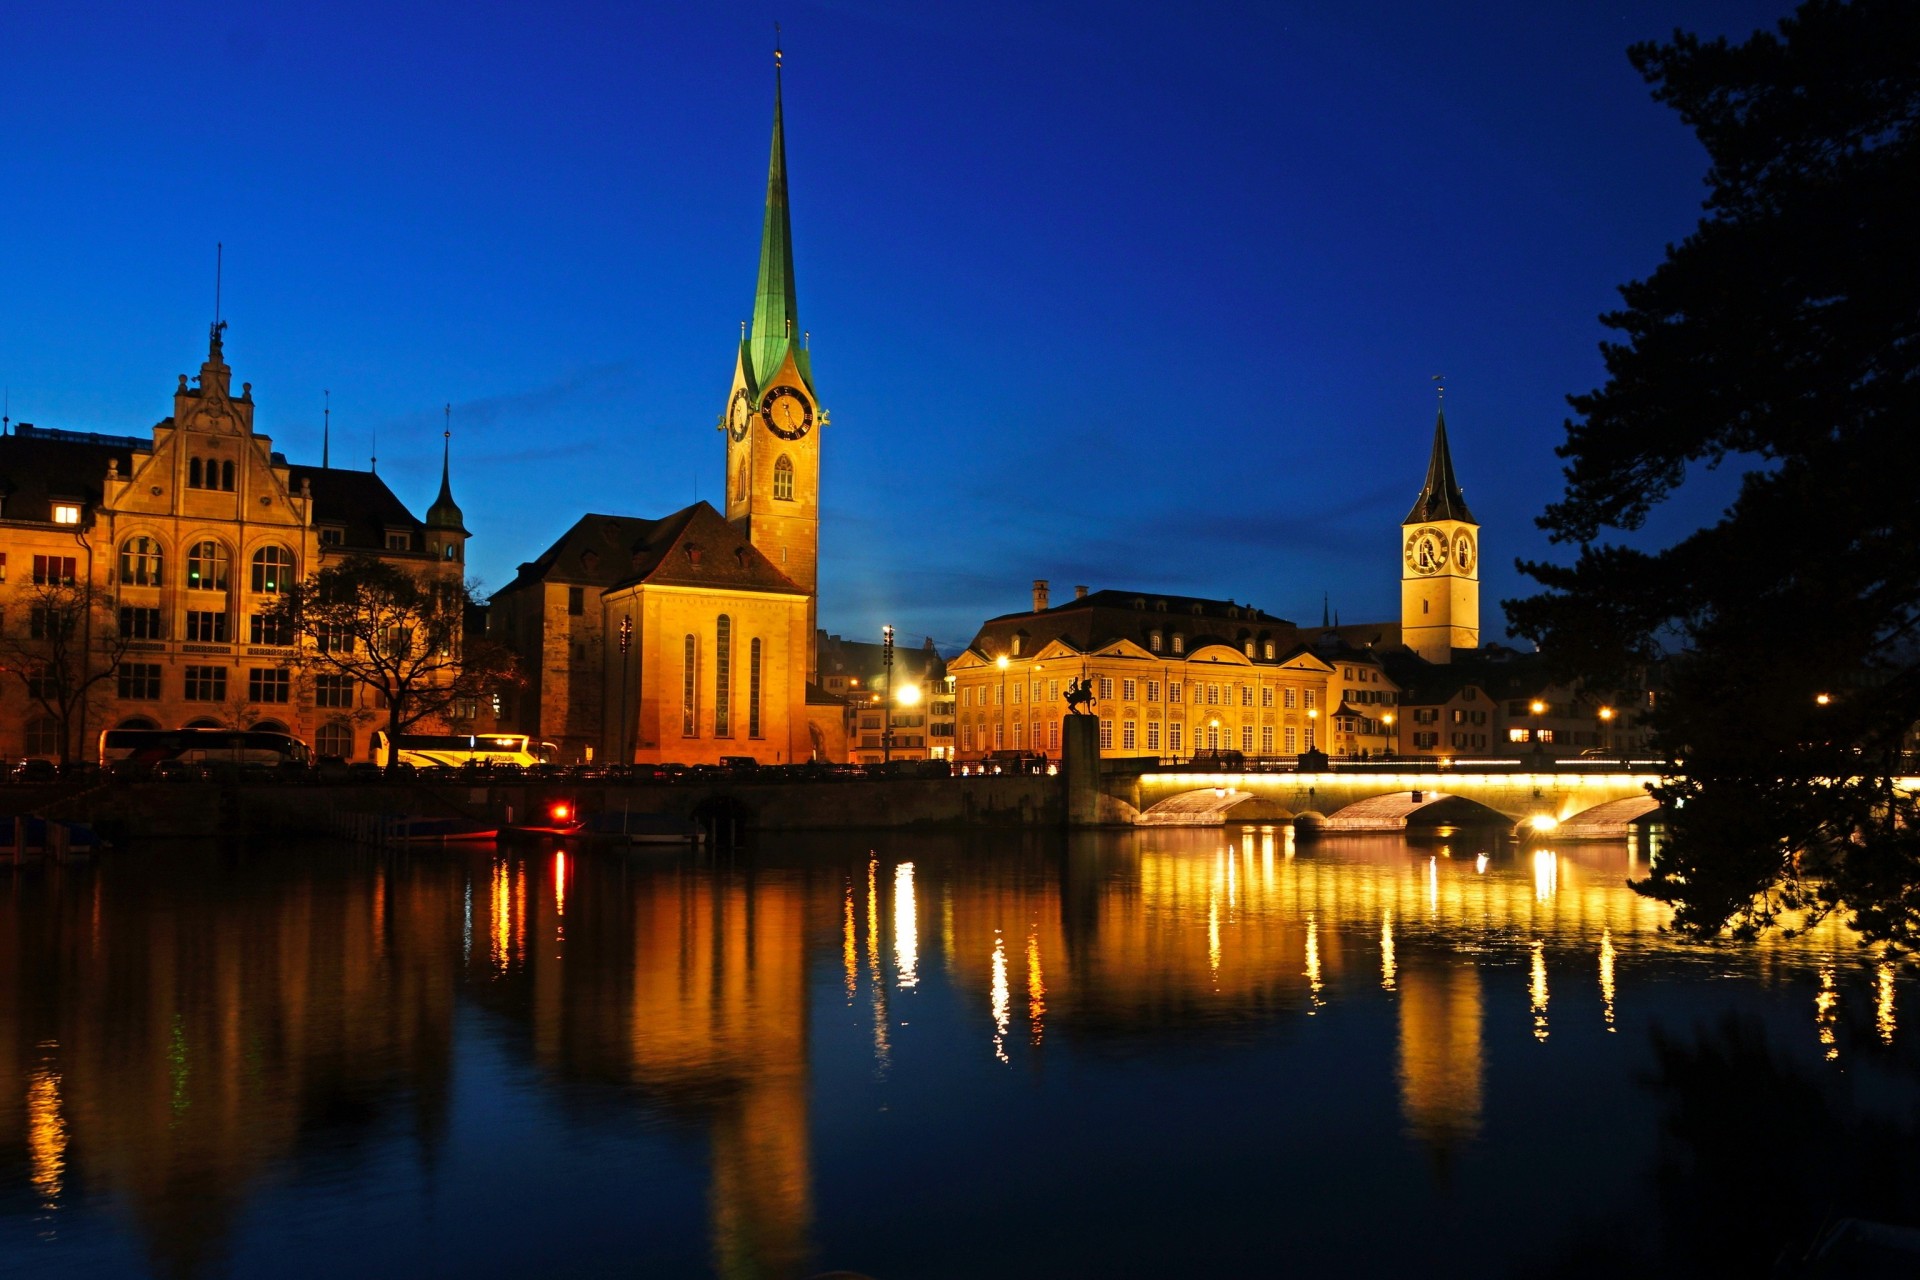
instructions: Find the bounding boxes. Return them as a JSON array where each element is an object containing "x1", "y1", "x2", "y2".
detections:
[{"x1": 3, "y1": 829, "x2": 1917, "y2": 1278}]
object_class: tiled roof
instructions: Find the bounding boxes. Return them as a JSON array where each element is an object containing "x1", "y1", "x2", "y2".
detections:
[
  {"x1": 498, "y1": 502, "x2": 801, "y2": 597},
  {"x1": 287, "y1": 465, "x2": 427, "y2": 552},
  {"x1": 0, "y1": 427, "x2": 144, "y2": 522},
  {"x1": 965, "y1": 588, "x2": 1298, "y2": 661}
]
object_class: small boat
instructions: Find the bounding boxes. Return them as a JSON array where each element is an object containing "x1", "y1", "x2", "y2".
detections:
[
  {"x1": 385, "y1": 816, "x2": 499, "y2": 844},
  {"x1": 577, "y1": 810, "x2": 706, "y2": 848}
]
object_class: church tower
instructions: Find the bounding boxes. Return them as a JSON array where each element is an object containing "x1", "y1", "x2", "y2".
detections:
[
  {"x1": 724, "y1": 44, "x2": 822, "y2": 681},
  {"x1": 1400, "y1": 409, "x2": 1479, "y2": 663}
]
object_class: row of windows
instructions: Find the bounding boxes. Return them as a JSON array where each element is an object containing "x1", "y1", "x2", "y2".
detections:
[
  {"x1": 962, "y1": 679, "x2": 1314, "y2": 710},
  {"x1": 959, "y1": 718, "x2": 1311, "y2": 757},
  {"x1": 115, "y1": 537, "x2": 294, "y2": 592},
  {"x1": 188, "y1": 457, "x2": 236, "y2": 491},
  {"x1": 115, "y1": 606, "x2": 297, "y2": 645},
  {"x1": 681, "y1": 617, "x2": 766, "y2": 738},
  {"x1": 106, "y1": 664, "x2": 294, "y2": 703}
]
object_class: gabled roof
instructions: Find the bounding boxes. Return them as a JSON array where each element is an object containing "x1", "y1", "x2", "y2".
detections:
[
  {"x1": 1404, "y1": 409, "x2": 1476, "y2": 525},
  {"x1": 498, "y1": 502, "x2": 801, "y2": 598}
]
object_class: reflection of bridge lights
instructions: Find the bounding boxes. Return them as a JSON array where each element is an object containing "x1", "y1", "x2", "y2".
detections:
[
  {"x1": 894, "y1": 862, "x2": 919, "y2": 990},
  {"x1": 1528, "y1": 813, "x2": 1560, "y2": 832},
  {"x1": 1599, "y1": 929, "x2": 1617, "y2": 1032},
  {"x1": 1475, "y1": 853, "x2": 1489, "y2": 874},
  {"x1": 990, "y1": 933, "x2": 1011, "y2": 1064},
  {"x1": 1533, "y1": 850, "x2": 1559, "y2": 901},
  {"x1": 1380, "y1": 909, "x2": 1397, "y2": 991},
  {"x1": 1530, "y1": 940, "x2": 1550, "y2": 1041}
]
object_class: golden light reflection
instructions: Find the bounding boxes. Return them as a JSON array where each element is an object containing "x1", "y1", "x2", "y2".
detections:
[
  {"x1": 1599, "y1": 929, "x2": 1617, "y2": 1032},
  {"x1": 491, "y1": 858, "x2": 512, "y2": 974},
  {"x1": 1475, "y1": 853, "x2": 1489, "y2": 874},
  {"x1": 1530, "y1": 940, "x2": 1549, "y2": 1042},
  {"x1": 1208, "y1": 885, "x2": 1222, "y2": 983},
  {"x1": 1398, "y1": 965, "x2": 1483, "y2": 1151},
  {"x1": 553, "y1": 851, "x2": 567, "y2": 917},
  {"x1": 27, "y1": 1053, "x2": 67, "y2": 1212},
  {"x1": 1381, "y1": 909, "x2": 1397, "y2": 991},
  {"x1": 866, "y1": 857, "x2": 890, "y2": 1075},
  {"x1": 1533, "y1": 849, "x2": 1559, "y2": 902},
  {"x1": 513, "y1": 861, "x2": 527, "y2": 967},
  {"x1": 1426, "y1": 856, "x2": 1439, "y2": 915},
  {"x1": 990, "y1": 932, "x2": 1011, "y2": 1064},
  {"x1": 1305, "y1": 913, "x2": 1324, "y2": 1010},
  {"x1": 1816, "y1": 965, "x2": 1839, "y2": 1061},
  {"x1": 1878, "y1": 960, "x2": 1897, "y2": 1047},
  {"x1": 893, "y1": 862, "x2": 919, "y2": 990},
  {"x1": 1026, "y1": 932, "x2": 1047, "y2": 1045},
  {"x1": 842, "y1": 881, "x2": 857, "y2": 1002}
]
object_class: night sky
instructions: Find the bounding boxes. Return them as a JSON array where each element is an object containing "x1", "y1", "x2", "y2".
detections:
[{"x1": 1, "y1": 0, "x2": 1792, "y2": 652}]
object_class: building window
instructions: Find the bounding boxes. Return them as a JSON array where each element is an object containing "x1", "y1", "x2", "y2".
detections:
[
  {"x1": 249, "y1": 613, "x2": 293, "y2": 646},
  {"x1": 184, "y1": 666, "x2": 227, "y2": 701},
  {"x1": 567, "y1": 586, "x2": 584, "y2": 616},
  {"x1": 1284, "y1": 687, "x2": 1297, "y2": 709},
  {"x1": 1305, "y1": 689, "x2": 1316, "y2": 710},
  {"x1": 962, "y1": 724, "x2": 973, "y2": 751},
  {"x1": 1011, "y1": 635, "x2": 1022, "y2": 657},
  {"x1": 248, "y1": 668, "x2": 291, "y2": 703},
  {"x1": 52, "y1": 502, "x2": 81, "y2": 524},
  {"x1": 682, "y1": 634, "x2": 698, "y2": 736},
  {"x1": 315, "y1": 675, "x2": 354, "y2": 708},
  {"x1": 1098, "y1": 676, "x2": 1113, "y2": 700},
  {"x1": 319, "y1": 623, "x2": 354, "y2": 654},
  {"x1": 1099, "y1": 719, "x2": 1113, "y2": 750},
  {"x1": 1241, "y1": 725, "x2": 1255, "y2": 752},
  {"x1": 1012, "y1": 681, "x2": 1022, "y2": 705},
  {"x1": 1261, "y1": 685, "x2": 1274, "y2": 708},
  {"x1": 28, "y1": 607, "x2": 70, "y2": 640},
  {"x1": 24, "y1": 716, "x2": 61, "y2": 757},
  {"x1": 773, "y1": 455, "x2": 795, "y2": 501},
  {"x1": 1149, "y1": 631, "x2": 1163, "y2": 652},
  {"x1": 1169, "y1": 722, "x2": 1183, "y2": 753},
  {"x1": 714, "y1": 615, "x2": 732, "y2": 737},
  {"x1": 749, "y1": 637, "x2": 763, "y2": 738},
  {"x1": 320, "y1": 527, "x2": 344, "y2": 546},
  {"x1": 120, "y1": 606, "x2": 164, "y2": 639},
  {"x1": 1205, "y1": 683, "x2": 1219, "y2": 706},
  {"x1": 1014, "y1": 721, "x2": 1025, "y2": 748},
  {"x1": 1169, "y1": 681, "x2": 1182, "y2": 704},
  {"x1": 120, "y1": 536, "x2": 163, "y2": 585},
  {"x1": 1285, "y1": 726, "x2": 1298, "y2": 753},
  {"x1": 186, "y1": 611, "x2": 228, "y2": 643},
  {"x1": 1048, "y1": 720, "x2": 1060, "y2": 751},
  {"x1": 1146, "y1": 720, "x2": 1161, "y2": 751},
  {"x1": 1171, "y1": 634, "x2": 1185, "y2": 655},
  {"x1": 187, "y1": 541, "x2": 229, "y2": 591},
  {"x1": 386, "y1": 532, "x2": 411, "y2": 551},
  {"x1": 1146, "y1": 680, "x2": 1160, "y2": 703},
  {"x1": 1122, "y1": 720, "x2": 1137, "y2": 750},
  {"x1": 1261, "y1": 725, "x2": 1274, "y2": 754},
  {"x1": 118, "y1": 663, "x2": 162, "y2": 700},
  {"x1": 1241, "y1": 685, "x2": 1254, "y2": 707},
  {"x1": 316, "y1": 721, "x2": 353, "y2": 758},
  {"x1": 993, "y1": 722, "x2": 1004, "y2": 749},
  {"x1": 251, "y1": 545, "x2": 294, "y2": 593},
  {"x1": 32, "y1": 555, "x2": 76, "y2": 585},
  {"x1": 1122, "y1": 678, "x2": 1137, "y2": 702}
]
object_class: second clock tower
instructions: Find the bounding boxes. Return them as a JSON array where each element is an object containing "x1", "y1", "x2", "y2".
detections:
[{"x1": 724, "y1": 47, "x2": 822, "y2": 681}]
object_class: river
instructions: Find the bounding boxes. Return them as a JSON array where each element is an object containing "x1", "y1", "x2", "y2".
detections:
[{"x1": 1, "y1": 828, "x2": 1914, "y2": 1277}]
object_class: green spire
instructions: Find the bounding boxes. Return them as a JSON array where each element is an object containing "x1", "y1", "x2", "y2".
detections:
[
  {"x1": 747, "y1": 49, "x2": 809, "y2": 392},
  {"x1": 1405, "y1": 409, "x2": 1476, "y2": 525}
]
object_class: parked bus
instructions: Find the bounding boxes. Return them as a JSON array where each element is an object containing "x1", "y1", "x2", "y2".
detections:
[
  {"x1": 99, "y1": 728, "x2": 311, "y2": 772},
  {"x1": 368, "y1": 731, "x2": 542, "y2": 770}
]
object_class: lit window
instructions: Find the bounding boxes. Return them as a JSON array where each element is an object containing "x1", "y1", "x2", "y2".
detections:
[
  {"x1": 773, "y1": 455, "x2": 795, "y2": 501},
  {"x1": 52, "y1": 503, "x2": 81, "y2": 525},
  {"x1": 251, "y1": 545, "x2": 293, "y2": 593}
]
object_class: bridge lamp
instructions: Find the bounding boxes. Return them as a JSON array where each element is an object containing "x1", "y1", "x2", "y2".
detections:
[
  {"x1": 1528, "y1": 813, "x2": 1559, "y2": 832},
  {"x1": 1530, "y1": 700, "x2": 1546, "y2": 715}
]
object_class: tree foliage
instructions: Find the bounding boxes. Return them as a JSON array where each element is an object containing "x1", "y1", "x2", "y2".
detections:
[
  {"x1": 266, "y1": 556, "x2": 518, "y2": 769},
  {"x1": 1507, "y1": 0, "x2": 1920, "y2": 943},
  {"x1": 0, "y1": 577, "x2": 130, "y2": 766}
]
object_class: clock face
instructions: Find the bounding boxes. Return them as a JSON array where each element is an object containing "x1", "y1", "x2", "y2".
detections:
[
  {"x1": 1453, "y1": 531, "x2": 1476, "y2": 574},
  {"x1": 761, "y1": 384, "x2": 814, "y2": 439},
  {"x1": 726, "y1": 389, "x2": 752, "y2": 442},
  {"x1": 1405, "y1": 527, "x2": 1449, "y2": 576}
]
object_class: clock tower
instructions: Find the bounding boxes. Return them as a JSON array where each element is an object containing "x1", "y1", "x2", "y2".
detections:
[
  {"x1": 1401, "y1": 409, "x2": 1479, "y2": 663},
  {"x1": 724, "y1": 45, "x2": 822, "y2": 681}
]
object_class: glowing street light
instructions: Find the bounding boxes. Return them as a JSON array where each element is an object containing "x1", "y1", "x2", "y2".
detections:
[{"x1": 1815, "y1": 692, "x2": 1833, "y2": 706}]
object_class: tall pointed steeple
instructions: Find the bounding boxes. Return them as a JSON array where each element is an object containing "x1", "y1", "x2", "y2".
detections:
[
  {"x1": 1404, "y1": 410, "x2": 1475, "y2": 525},
  {"x1": 426, "y1": 421, "x2": 466, "y2": 533},
  {"x1": 746, "y1": 42, "x2": 811, "y2": 394}
]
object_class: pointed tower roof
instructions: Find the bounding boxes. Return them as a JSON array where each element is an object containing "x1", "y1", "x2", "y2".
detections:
[
  {"x1": 425, "y1": 430, "x2": 467, "y2": 533},
  {"x1": 1404, "y1": 410, "x2": 1476, "y2": 525},
  {"x1": 744, "y1": 47, "x2": 814, "y2": 396}
]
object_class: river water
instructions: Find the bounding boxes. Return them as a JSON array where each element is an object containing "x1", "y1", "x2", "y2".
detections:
[{"x1": 2, "y1": 828, "x2": 1915, "y2": 1278}]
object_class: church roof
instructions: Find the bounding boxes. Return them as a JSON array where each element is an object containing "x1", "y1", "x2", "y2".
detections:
[
  {"x1": 499, "y1": 502, "x2": 803, "y2": 598},
  {"x1": 1404, "y1": 409, "x2": 1476, "y2": 525},
  {"x1": 424, "y1": 434, "x2": 466, "y2": 533}
]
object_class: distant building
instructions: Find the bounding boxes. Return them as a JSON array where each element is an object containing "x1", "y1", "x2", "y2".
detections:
[
  {"x1": 817, "y1": 632, "x2": 951, "y2": 763},
  {"x1": 0, "y1": 325, "x2": 467, "y2": 763}
]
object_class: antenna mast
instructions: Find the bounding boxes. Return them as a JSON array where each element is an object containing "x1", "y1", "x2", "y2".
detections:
[{"x1": 322, "y1": 389, "x2": 331, "y2": 468}]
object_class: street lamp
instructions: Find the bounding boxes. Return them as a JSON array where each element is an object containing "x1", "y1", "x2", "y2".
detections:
[
  {"x1": 996, "y1": 653, "x2": 1010, "y2": 757},
  {"x1": 1306, "y1": 707, "x2": 1318, "y2": 753},
  {"x1": 1597, "y1": 704, "x2": 1615, "y2": 757},
  {"x1": 882, "y1": 625, "x2": 895, "y2": 764},
  {"x1": 1383, "y1": 711, "x2": 1395, "y2": 761},
  {"x1": 1530, "y1": 698, "x2": 1547, "y2": 764}
]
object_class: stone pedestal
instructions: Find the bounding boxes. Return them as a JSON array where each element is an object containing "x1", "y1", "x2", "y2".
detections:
[{"x1": 1063, "y1": 714, "x2": 1102, "y2": 827}]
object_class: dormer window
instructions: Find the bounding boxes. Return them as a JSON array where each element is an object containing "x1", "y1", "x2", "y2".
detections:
[
  {"x1": 1011, "y1": 634, "x2": 1023, "y2": 656},
  {"x1": 1263, "y1": 641, "x2": 1275, "y2": 660},
  {"x1": 1149, "y1": 630, "x2": 1163, "y2": 653},
  {"x1": 1171, "y1": 633, "x2": 1185, "y2": 655},
  {"x1": 320, "y1": 527, "x2": 344, "y2": 546},
  {"x1": 386, "y1": 530, "x2": 411, "y2": 552},
  {"x1": 52, "y1": 503, "x2": 81, "y2": 525}
]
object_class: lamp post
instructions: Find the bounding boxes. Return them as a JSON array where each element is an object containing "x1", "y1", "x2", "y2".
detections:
[
  {"x1": 996, "y1": 653, "x2": 1010, "y2": 759},
  {"x1": 882, "y1": 625, "x2": 895, "y2": 764},
  {"x1": 1306, "y1": 707, "x2": 1318, "y2": 753},
  {"x1": 1383, "y1": 711, "x2": 1395, "y2": 761},
  {"x1": 1530, "y1": 698, "x2": 1547, "y2": 764},
  {"x1": 617, "y1": 613, "x2": 632, "y2": 763}
]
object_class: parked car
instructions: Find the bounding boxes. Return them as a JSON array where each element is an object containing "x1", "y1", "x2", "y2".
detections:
[
  {"x1": 153, "y1": 760, "x2": 206, "y2": 783},
  {"x1": 10, "y1": 758, "x2": 57, "y2": 784}
]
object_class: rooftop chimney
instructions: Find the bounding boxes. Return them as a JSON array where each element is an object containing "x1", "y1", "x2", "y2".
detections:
[
  {"x1": 1032, "y1": 579, "x2": 1050, "y2": 612},
  {"x1": 1074, "y1": 585, "x2": 1088, "y2": 600}
]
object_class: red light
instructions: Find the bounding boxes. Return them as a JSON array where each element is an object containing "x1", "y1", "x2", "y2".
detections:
[{"x1": 550, "y1": 802, "x2": 572, "y2": 822}]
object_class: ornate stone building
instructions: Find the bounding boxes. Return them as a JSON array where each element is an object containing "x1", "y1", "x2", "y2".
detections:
[{"x1": 0, "y1": 325, "x2": 467, "y2": 763}]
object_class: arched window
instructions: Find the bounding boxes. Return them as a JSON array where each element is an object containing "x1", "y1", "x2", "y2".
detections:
[
  {"x1": 681, "y1": 635, "x2": 698, "y2": 736},
  {"x1": 251, "y1": 545, "x2": 293, "y2": 593},
  {"x1": 1149, "y1": 631, "x2": 1163, "y2": 653},
  {"x1": 316, "y1": 721, "x2": 354, "y2": 758},
  {"x1": 1171, "y1": 633, "x2": 1185, "y2": 655},
  {"x1": 24, "y1": 716, "x2": 61, "y2": 758},
  {"x1": 120, "y1": 535, "x2": 163, "y2": 586},
  {"x1": 735, "y1": 459, "x2": 749, "y2": 501},
  {"x1": 249, "y1": 720, "x2": 289, "y2": 734},
  {"x1": 187, "y1": 541, "x2": 230, "y2": 591},
  {"x1": 183, "y1": 717, "x2": 221, "y2": 729},
  {"x1": 749, "y1": 637, "x2": 763, "y2": 738},
  {"x1": 221, "y1": 460, "x2": 235, "y2": 491},
  {"x1": 189, "y1": 458, "x2": 204, "y2": 488},
  {"x1": 773, "y1": 455, "x2": 794, "y2": 502},
  {"x1": 115, "y1": 716, "x2": 161, "y2": 731},
  {"x1": 714, "y1": 615, "x2": 733, "y2": 737}
]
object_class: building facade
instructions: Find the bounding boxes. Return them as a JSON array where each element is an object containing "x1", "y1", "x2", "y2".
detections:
[{"x1": 0, "y1": 325, "x2": 466, "y2": 763}]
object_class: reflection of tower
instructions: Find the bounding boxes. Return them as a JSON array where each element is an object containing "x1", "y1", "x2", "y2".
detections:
[
  {"x1": 1396, "y1": 962, "x2": 1484, "y2": 1173},
  {"x1": 1401, "y1": 409, "x2": 1480, "y2": 663}
]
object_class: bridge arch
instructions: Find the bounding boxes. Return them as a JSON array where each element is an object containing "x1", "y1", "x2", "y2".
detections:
[
  {"x1": 1138, "y1": 790, "x2": 1294, "y2": 826},
  {"x1": 1551, "y1": 794, "x2": 1662, "y2": 840},
  {"x1": 1320, "y1": 791, "x2": 1516, "y2": 833}
]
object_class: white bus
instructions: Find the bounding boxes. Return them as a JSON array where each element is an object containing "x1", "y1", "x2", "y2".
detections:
[
  {"x1": 99, "y1": 728, "x2": 311, "y2": 771},
  {"x1": 369, "y1": 731, "x2": 542, "y2": 770}
]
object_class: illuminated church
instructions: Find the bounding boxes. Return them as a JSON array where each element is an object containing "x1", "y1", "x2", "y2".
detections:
[{"x1": 489, "y1": 51, "x2": 833, "y2": 764}]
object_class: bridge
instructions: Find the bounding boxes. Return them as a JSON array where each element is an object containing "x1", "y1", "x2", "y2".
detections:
[{"x1": 1099, "y1": 761, "x2": 1667, "y2": 839}]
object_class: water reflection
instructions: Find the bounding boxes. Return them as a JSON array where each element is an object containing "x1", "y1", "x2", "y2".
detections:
[{"x1": 0, "y1": 829, "x2": 1910, "y2": 1278}]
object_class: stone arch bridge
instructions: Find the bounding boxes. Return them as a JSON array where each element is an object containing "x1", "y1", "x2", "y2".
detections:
[{"x1": 1107, "y1": 763, "x2": 1666, "y2": 839}]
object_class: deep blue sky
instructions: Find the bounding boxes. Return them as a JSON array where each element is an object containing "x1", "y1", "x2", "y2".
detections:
[{"x1": 1, "y1": 0, "x2": 1791, "y2": 652}]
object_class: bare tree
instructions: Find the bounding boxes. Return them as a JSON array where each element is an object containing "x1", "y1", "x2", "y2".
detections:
[
  {"x1": 266, "y1": 556, "x2": 519, "y2": 770},
  {"x1": 0, "y1": 577, "x2": 131, "y2": 766}
]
